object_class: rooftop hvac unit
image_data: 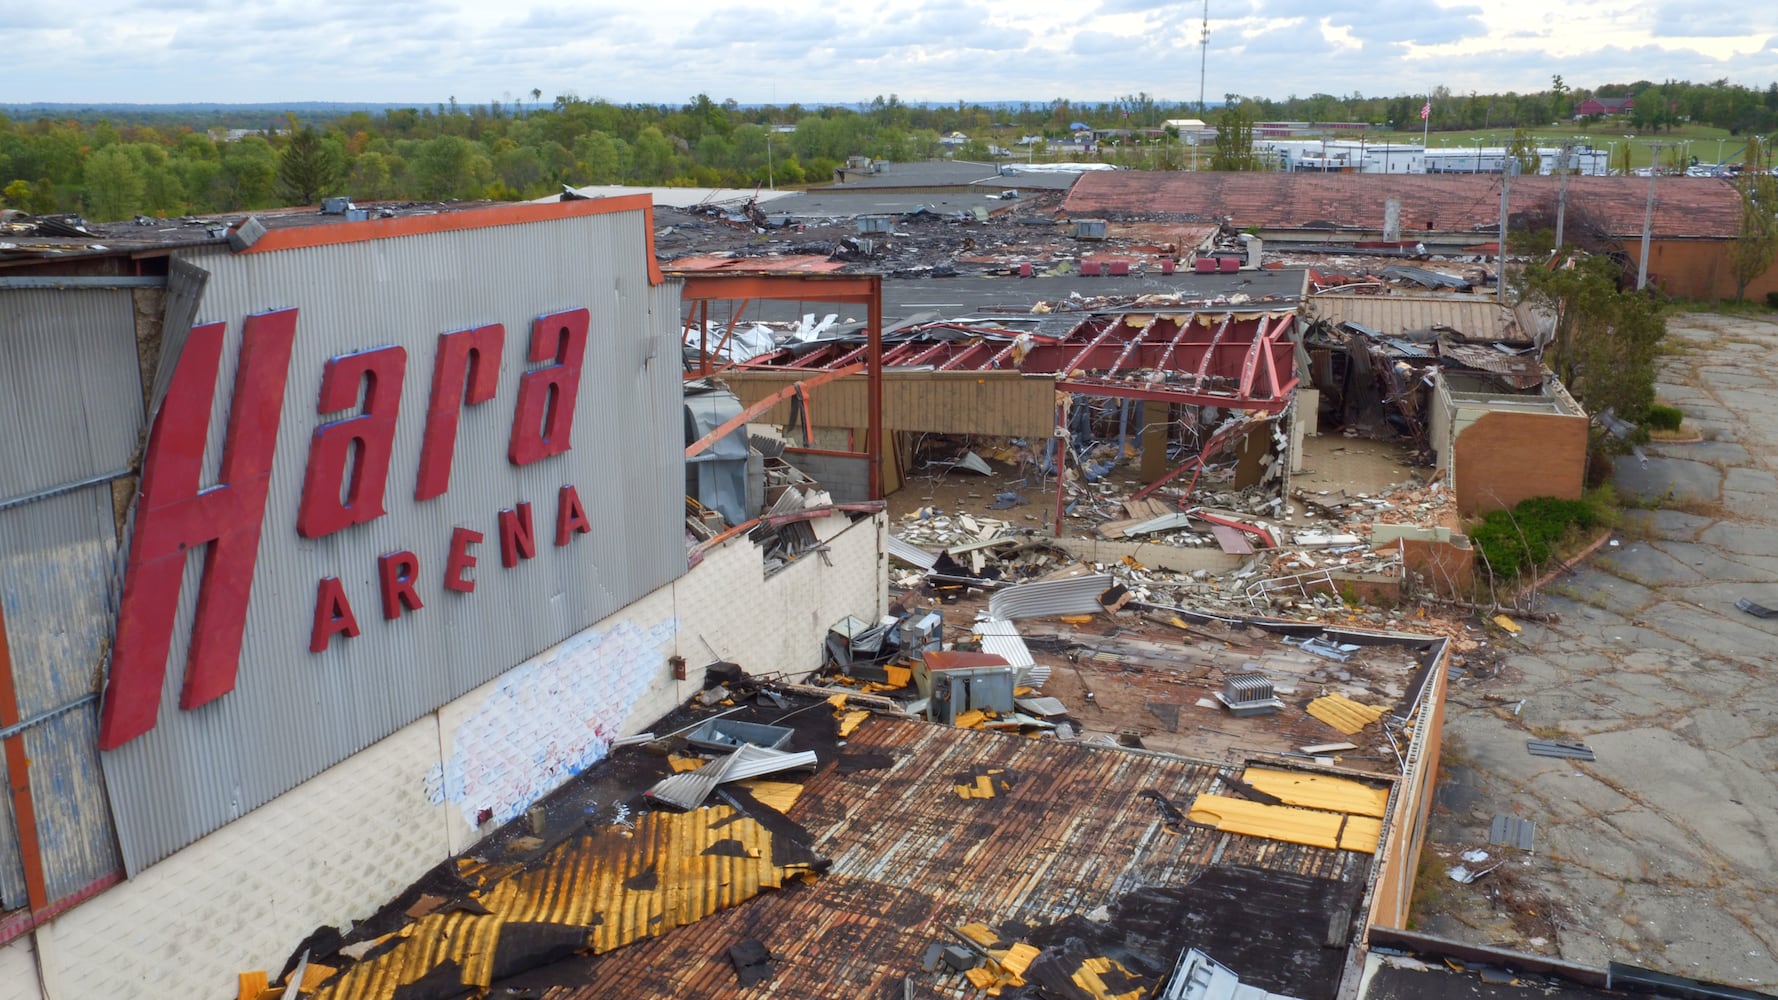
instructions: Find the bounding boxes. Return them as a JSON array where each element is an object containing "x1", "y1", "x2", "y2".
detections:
[
  {"x1": 1074, "y1": 219, "x2": 1107, "y2": 240},
  {"x1": 857, "y1": 215, "x2": 894, "y2": 234},
  {"x1": 1214, "y1": 672, "x2": 1283, "y2": 716}
]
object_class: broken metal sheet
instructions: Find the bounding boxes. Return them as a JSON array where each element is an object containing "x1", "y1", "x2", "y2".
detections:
[
  {"x1": 1209, "y1": 524, "x2": 1253, "y2": 554},
  {"x1": 646, "y1": 744, "x2": 819, "y2": 810},
  {"x1": 973, "y1": 615, "x2": 1036, "y2": 671},
  {"x1": 1015, "y1": 696, "x2": 1068, "y2": 717},
  {"x1": 1123, "y1": 512, "x2": 1195, "y2": 537},
  {"x1": 953, "y1": 450, "x2": 994, "y2": 475},
  {"x1": 887, "y1": 535, "x2": 939, "y2": 570},
  {"x1": 1381, "y1": 265, "x2": 1471, "y2": 290},
  {"x1": 1489, "y1": 814, "x2": 1536, "y2": 851},
  {"x1": 1736, "y1": 597, "x2": 1778, "y2": 619},
  {"x1": 1526, "y1": 739, "x2": 1595, "y2": 761},
  {"x1": 987, "y1": 573, "x2": 1115, "y2": 621}
]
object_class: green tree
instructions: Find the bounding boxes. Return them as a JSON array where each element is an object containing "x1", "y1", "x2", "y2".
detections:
[
  {"x1": 83, "y1": 146, "x2": 144, "y2": 220},
  {"x1": 1210, "y1": 101, "x2": 1261, "y2": 171},
  {"x1": 1, "y1": 179, "x2": 31, "y2": 209},
  {"x1": 216, "y1": 136, "x2": 279, "y2": 209},
  {"x1": 1520, "y1": 254, "x2": 1667, "y2": 425},
  {"x1": 277, "y1": 124, "x2": 343, "y2": 204},
  {"x1": 1728, "y1": 137, "x2": 1778, "y2": 301}
]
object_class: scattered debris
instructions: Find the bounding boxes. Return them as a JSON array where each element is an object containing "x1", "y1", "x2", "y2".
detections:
[{"x1": 1526, "y1": 739, "x2": 1596, "y2": 761}]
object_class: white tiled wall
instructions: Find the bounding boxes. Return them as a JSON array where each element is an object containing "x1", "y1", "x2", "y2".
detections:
[{"x1": 0, "y1": 933, "x2": 43, "y2": 1000}]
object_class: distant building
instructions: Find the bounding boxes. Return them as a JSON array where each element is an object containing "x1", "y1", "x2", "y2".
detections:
[{"x1": 1573, "y1": 96, "x2": 1634, "y2": 118}]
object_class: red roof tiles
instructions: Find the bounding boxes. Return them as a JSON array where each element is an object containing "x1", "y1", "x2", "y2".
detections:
[{"x1": 1062, "y1": 172, "x2": 1744, "y2": 240}]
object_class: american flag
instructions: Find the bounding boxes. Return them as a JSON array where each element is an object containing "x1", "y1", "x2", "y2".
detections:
[{"x1": 1420, "y1": 101, "x2": 1431, "y2": 120}]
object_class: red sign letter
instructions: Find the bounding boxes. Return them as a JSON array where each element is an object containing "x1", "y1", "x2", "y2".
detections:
[
  {"x1": 310, "y1": 578, "x2": 362, "y2": 652},
  {"x1": 377, "y1": 550, "x2": 424, "y2": 620},
  {"x1": 498, "y1": 502, "x2": 536, "y2": 568},
  {"x1": 508, "y1": 309, "x2": 588, "y2": 466},
  {"x1": 443, "y1": 526, "x2": 484, "y2": 593},
  {"x1": 99, "y1": 310, "x2": 298, "y2": 749},
  {"x1": 415, "y1": 325, "x2": 503, "y2": 501},
  {"x1": 297, "y1": 346, "x2": 407, "y2": 538},
  {"x1": 556, "y1": 485, "x2": 591, "y2": 546}
]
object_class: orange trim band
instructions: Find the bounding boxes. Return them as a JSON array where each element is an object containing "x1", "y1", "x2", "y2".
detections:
[{"x1": 242, "y1": 195, "x2": 665, "y2": 285}]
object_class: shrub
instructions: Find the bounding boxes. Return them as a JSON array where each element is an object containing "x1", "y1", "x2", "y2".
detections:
[
  {"x1": 1470, "y1": 496, "x2": 1599, "y2": 577},
  {"x1": 1767, "y1": 290, "x2": 1778, "y2": 309},
  {"x1": 1645, "y1": 404, "x2": 1683, "y2": 431}
]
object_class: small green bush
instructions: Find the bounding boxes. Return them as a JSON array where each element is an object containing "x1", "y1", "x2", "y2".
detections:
[
  {"x1": 1471, "y1": 496, "x2": 1599, "y2": 577},
  {"x1": 1767, "y1": 290, "x2": 1778, "y2": 309},
  {"x1": 1645, "y1": 404, "x2": 1683, "y2": 431}
]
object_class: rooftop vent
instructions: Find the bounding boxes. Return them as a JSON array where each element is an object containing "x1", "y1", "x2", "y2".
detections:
[{"x1": 1214, "y1": 672, "x2": 1283, "y2": 716}]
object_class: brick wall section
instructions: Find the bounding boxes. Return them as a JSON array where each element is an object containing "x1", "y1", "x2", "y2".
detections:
[
  {"x1": 1648, "y1": 239, "x2": 1778, "y2": 301},
  {"x1": 24, "y1": 513, "x2": 886, "y2": 1000},
  {"x1": 1453, "y1": 411, "x2": 1588, "y2": 516},
  {"x1": 1398, "y1": 538, "x2": 1476, "y2": 597},
  {"x1": 1, "y1": 934, "x2": 43, "y2": 1000}
]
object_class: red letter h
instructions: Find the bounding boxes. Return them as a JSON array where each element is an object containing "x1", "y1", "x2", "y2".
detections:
[{"x1": 97, "y1": 311, "x2": 297, "y2": 749}]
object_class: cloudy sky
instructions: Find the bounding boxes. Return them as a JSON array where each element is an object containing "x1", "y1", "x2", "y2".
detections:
[{"x1": 5, "y1": 0, "x2": 1776, "y2": 107}]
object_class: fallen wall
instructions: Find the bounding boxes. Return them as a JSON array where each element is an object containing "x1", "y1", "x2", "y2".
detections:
[{"x1": 15, "y1": 514, "x2": 885, "y2": 1000}]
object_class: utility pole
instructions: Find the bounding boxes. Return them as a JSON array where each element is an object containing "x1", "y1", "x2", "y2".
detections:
[
  {"x1": 1554, "y1": 139, "x2": 1575, "y2": 250},
  {"x1": 1637, "y1": 141, "x2": 1674, "y2": 290},
  {"x1": 1497, "y1": 159, "x2": 1519, "y2": 303}
]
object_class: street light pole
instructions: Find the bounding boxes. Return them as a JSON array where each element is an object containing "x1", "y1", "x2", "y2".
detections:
[{"x1": 1637, "y1": 141, "x2": 1673, "y2": 290}]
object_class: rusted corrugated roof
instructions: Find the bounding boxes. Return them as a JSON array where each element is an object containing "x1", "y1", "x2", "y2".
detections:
[
  {"x1": 1307, "y1": 293, "x2": 1535, "y2": 345},
  {"x1": 1062, "y1": 172, "x2": 1744, "y2": 239},
  {"x1": 665, "y1": 254, "x2": 846, "y2": 273},
  {"x1": 541, "y1": 719, "x2": 1375, "y2": 999},
  {"x1": 309, "y1": 806, "x2": 815, "y2": 1000}
]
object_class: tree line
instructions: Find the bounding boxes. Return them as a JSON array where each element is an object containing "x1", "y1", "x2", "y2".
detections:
[{"x1": 4, "y1": 78, "x2": 1777, "y2": 222}]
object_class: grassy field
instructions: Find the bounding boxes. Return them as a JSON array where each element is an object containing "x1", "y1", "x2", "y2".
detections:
[{"x1": 1374, "y1": 122, "x2": 1758, "y2": 169}]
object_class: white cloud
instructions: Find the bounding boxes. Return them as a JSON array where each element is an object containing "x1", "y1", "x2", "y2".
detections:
[{"x1": 0, "y1": 0, "x2": 1773, "y2": 105}]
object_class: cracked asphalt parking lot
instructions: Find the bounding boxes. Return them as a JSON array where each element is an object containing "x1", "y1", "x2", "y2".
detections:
[{"x1": 1415, "y1": 310, "x2": 1778, "y2": 990}]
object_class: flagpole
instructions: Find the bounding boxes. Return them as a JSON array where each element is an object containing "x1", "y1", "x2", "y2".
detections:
[{"x1": 1422, "y1": 91, "x2": 1430, "y2": 149}]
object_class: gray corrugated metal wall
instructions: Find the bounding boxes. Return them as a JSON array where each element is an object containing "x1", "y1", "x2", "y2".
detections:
[
  {"x1": 0, "y1": 288, "x2": 139, "y2": 909},
  {"x1": 100, "y1": 209, "x2": 686, "y2": 873}
]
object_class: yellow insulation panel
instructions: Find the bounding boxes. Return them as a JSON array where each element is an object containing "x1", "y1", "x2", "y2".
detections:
[
  {"x1": 1306, "y1": 693, "x2": 1387, "y2": 735},
  {"x1": 310, "y1": 807, "x2": 812, "y2": 1000},
  {"x1": 1187, "y1": 795, "x2": 1379, "y2": 854},
  {"x1": 1240, "y1": 767, "x2": 1390, "y2": 818}
]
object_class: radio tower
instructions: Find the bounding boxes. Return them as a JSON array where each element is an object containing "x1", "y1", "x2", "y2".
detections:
[{"x1": 1198, "y1": 0, "x2": 1210, "y2": 115}]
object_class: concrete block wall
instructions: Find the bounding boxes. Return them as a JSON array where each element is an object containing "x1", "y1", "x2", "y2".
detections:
[
  {"x1": 1, "y1": 934, "x2": 41, "y2": 1000},
  {"x1": 31, "y1": 717, "x2": 445, "y2": 1000},
  {"x1": 676, "y1": 513, "x2": 885, "y2": 675},
  {"x1": 9, "y1": 513, "x2": 886, "y2": 1000}
]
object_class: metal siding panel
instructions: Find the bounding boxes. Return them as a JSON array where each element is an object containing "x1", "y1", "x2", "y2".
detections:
[
  {"x1": 0, "y1": 289, "x2": 144, "y2": 500},
  {"x1": 146, "y1": 258, "x2": 210, "y2": 416},
  {"x1": 101, "y1": 211, "x2": 686, "y2": 873},
  {"x1": 23, "y1": 706, "x2": 120, "y2": 901},
  {"x1": 0, "y1": 487, "x2": 125, "y2": 905},
  {"x1": 0, "y1": 749, "x2": 21, "y2": 908}
]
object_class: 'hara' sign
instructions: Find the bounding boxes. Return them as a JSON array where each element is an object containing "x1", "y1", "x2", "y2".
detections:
[{"x1": 98, "y1": 306, "x2": 593, "y2": 750}]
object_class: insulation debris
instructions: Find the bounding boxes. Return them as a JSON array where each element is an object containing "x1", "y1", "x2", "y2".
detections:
[
  {"x1": 306, "y1": 806, "x2": 820, "y2": 1000},
  {"x1": 1306, "y1": 693, "x2": 1388, "y2": 735},
  {"x1": 1185, "y1": 795, "x2": 1381, "y2": 853}
]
